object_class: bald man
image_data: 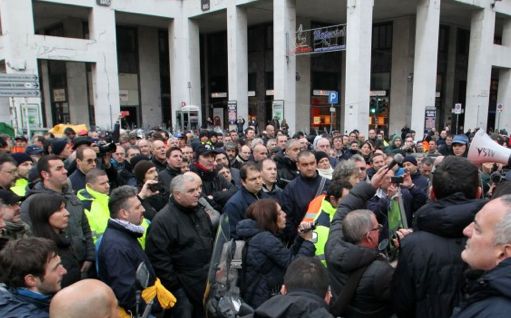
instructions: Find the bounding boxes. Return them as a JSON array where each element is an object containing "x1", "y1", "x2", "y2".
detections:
[{"x1": 49, "y1": 279, "x2": 118, "y2": 318}]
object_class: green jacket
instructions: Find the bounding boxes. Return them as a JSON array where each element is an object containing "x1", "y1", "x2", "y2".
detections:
[{"x1": 77, "y1": 185, "x2": 150, "y2": 248}]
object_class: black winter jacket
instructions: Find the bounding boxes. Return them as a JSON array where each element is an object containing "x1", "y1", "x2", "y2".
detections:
[
  {"x1": 250, "y1": 290, "x2": 334, "y2": 318},
  {"x1": 391, "y1": 193, "x2": 487, "y2": 318},
  {"x1": 325, "y1": 182, "x2": 394, "y2": 318},
  {"x1": 158, "y1": 166, "x2": 181, "y2": 193},
  {"x1": 452, "y1": 258, "x2": 511, "y2": 318},
  {"x1": 274, "y1": 155, "x2": 298, "y2": 189},
  {"x1": 146, "y1": 197, "x2": 214, "y2": 304},
  {"x1": 236, "y1": 219, "x2": 315, "y2": 308},
  {"x1": 97, "y1": 220, "x2": 156, "y2": 313},
  {"x1": 190, "y1": 163, "x2": 237, "y2": 210},
  {"x1": 223, "y1": 187, "x2": 269, "y2": 238},
  {"x1": 281, "y1": 174, "x2": 329, "y2": 242}
]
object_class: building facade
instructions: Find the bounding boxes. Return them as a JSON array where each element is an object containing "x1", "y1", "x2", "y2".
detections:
[{"x1": 0, "y1": 0, "x2": 510, "y2": 138}]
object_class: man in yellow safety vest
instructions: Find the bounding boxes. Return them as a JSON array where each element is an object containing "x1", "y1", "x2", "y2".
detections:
[{"x1": 301, "y1": 180, "x2": 353, "y2": 265}]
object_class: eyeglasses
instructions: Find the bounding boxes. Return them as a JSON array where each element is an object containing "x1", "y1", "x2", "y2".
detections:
[
  {"x1": 367, "y1": 224, "x2": 383, "y2": 234},
  {"x1": 0, "y1": 169, "x2": 17, "y2": 175}
]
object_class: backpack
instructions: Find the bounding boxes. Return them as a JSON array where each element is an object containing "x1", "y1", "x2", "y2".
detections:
[{"x1": 205, "y1": 215, "x2": 254, "y2": 318}]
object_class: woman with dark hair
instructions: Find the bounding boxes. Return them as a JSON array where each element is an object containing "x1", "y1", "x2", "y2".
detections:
[
  {"x1": 29, "y1": 193, "x2": 81, "y2": 287},
  {"x1": 236, "y1": 199, "x2": 316, "y2": 308},
  {"x1": 360, "y1": 141, "x2": 375, "y2": 164}
]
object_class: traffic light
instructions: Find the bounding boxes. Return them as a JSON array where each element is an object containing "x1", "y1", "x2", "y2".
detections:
[
  {"x1": 370, "y1": 98, "x2": 385, "y2": 115},
  {"x1": 370, "y1": 99, "x2": 377, "y2": 114}
]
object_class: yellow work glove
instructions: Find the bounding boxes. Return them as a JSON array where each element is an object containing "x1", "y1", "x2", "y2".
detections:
[{"x1": 141, "y1": 278, "x2": 177, "y2": 309}]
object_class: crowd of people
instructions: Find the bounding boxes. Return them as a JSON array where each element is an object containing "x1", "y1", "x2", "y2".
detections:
[{"x1": 0, "y1": 119, "x2": 510, "y2": 318}]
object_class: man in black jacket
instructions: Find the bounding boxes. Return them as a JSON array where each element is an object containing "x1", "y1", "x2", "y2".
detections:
[
  {"x1": 158, "y1": 147, "x2": 183, "y2": 192},
  {"x1": 190, "y1": 145, "x2": 236, "y2": 210},
  {"x1": 325, "y1": 167, "x2": 402, "y2": 318},
  {"x1": 250, "y1": 257, "x2": 334, "y2": 318},
  {"x1": 146, "y1": 172, "x2": 214, "y2": 318},
  {"x1": 223, "y1": 162, "x2": 267, "y2": 238},
  {"x1": 451, "y1": 195, "x2": 511, "y2": 317},
  {"x1": 274, "y1": 139, "x2": 301, "y2": 188},
  {"x1": 281, "y1": 150, "x2": 329, "y2": 242},
  {"x1": 391, "y1": 156, "x2": 486, "y2": 318}
]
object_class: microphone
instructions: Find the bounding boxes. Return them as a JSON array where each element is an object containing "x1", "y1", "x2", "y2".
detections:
[{"x1": 386, "y1": 153, "x2": 404, "y2": 172}]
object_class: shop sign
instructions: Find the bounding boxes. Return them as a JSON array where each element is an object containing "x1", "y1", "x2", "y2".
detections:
[
  {"x1": 424, "y1": 107, "x2": 436, "y2": 131},
  {"x1": 312, "y1": 90, "x2": 331, "y2": 96},
  {"x1": 295, "y1": 24, "x2": 346, "y2": 56},
  {"x1": 97, "y1": 0, "x2": 112, "y2": 7},
  {"x1": 119, "y1": 90, "x2": 129, "y2": 102},
  {"x1": 370, "y1": 90, "x2": 386, "y2": 97},
  {"x1": 272, "y1": 100, "x2": 284, "y2": 121},
  {"x1": 53, "y1": 89, "x2": 66, "y2": 102},
  {"x1": 228, "y1": 100, "x2": 237, "y2": 125},
  {"x1": 211, "y1": 92, "x2": 227, "y2": 98}
]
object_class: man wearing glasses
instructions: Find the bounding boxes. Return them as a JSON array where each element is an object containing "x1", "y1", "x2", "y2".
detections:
[
  {"x1": 0, "y1": 154, "x2": 17, "y2": 191},
  {"x1": 326, "y1": 167, "x2": 411, "y2": 317},
  {"x1": 69, "y1": 147, "x2": 97, "y2": 192}
]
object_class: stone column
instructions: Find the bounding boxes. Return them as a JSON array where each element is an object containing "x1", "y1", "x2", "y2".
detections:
[
  {"x1": 443, "y1": 25, "x2": 457, "y2": 130},
  {"x1": 138, "y1": 26, "x2": 162, "y2": 128},
  {"x1": 227, "y1": 3, "x2": 248, "y2": 125},
  {"x1": 169, "y1": 15, "x2": 201, "y2": 130},
  {"x1": 410, "y1": 0, "x2": 441, "y2": 136},
  {"x1": 464, "y1": 7, "x2": 495, "y2": 131},
  {"x1": 63, "y1": 18, "x2": 89, "y2": 126},
  {"x1": 89, "y1": 5, "x2": 120, "y2": 130},
  {"x1": 390, "y1": 16, "x2": 414, "y2": 135},
  {"x1": 344, "y1": 0, "x2": 374, "y2": 137},
  {"x1": 273, "y1": 0, "x2": 296, "y2": 133},
  {"x1": 295, "y1": 18, "x2": 311, "y2": 134}
]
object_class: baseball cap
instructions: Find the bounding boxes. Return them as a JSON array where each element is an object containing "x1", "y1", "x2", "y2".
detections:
[
  {"x1": 195, "y1": 144, "x2": 218, "y2": 159},
  {"x1": 452, "y1": 134, "x2": 469, "y2": 145}
]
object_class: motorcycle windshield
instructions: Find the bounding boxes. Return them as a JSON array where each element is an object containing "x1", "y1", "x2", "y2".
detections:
[{"x1": 203, "y1": 214, "x2": 231, "y2": 303}]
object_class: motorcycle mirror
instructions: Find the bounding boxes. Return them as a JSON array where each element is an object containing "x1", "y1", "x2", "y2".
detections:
[{"x1": 136, "y1": 262, "x2": 150, "y2": 289}]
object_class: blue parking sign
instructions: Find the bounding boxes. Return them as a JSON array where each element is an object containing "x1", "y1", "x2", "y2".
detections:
[{"x1": 328, "y1": 91, "x2": 339, "y2": 104}]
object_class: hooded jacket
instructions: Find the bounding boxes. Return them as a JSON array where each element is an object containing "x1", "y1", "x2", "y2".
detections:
[
  {"x1": 236, "y1": 219, "x2": 315, "y2": 308},
  {"x1": 20, "y1": 181, "x2": 95, "y2": 264},
  {"x1": 451, "y1": 258, "x2": 511, "y2": 318},
  {"x1": 391, "y1": 193, "x2": 487, "y2": 318}
]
